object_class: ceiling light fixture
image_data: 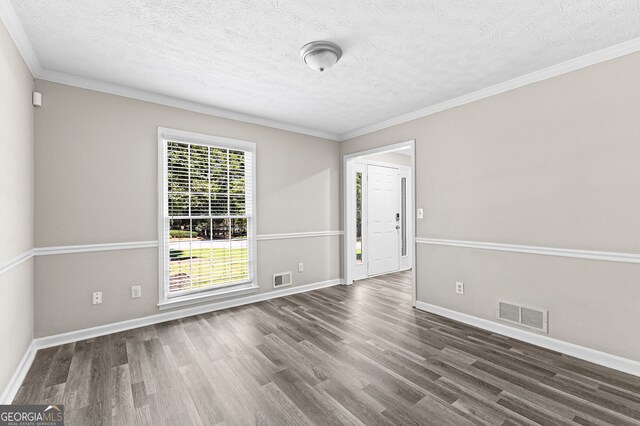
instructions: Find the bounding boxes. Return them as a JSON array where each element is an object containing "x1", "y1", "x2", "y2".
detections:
[{"x1": 300, "y1": 41, "x2": 342, "y2": 72}]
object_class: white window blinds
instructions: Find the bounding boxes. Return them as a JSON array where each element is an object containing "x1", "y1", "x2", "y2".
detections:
[{"x1": 162, "y1": 136, "x2": 255, "y2": 298}]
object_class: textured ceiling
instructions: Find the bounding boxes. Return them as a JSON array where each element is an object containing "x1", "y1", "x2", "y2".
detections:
[{"x1": 10, "y1": 1, "x2": 640, "y2": 138}]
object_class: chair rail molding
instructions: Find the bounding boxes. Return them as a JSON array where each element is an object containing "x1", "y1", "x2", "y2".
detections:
[
  {"x1": 34, "y1": 241, "x2": 159, "y2": 256},
  {"x1": 29, "y1": 231, "x2": 344, "y2": 257},
  {"x1": 415, "y1": 238, "x2": 640, "y2": 264},
  {"x1": 0, "y1": 250, "x2": 34, "y2": 276}
]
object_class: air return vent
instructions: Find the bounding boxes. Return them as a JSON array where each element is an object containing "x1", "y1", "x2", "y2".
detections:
[
  {"x1": 273, "y1": 271, "x2": 292, "y2": 289},
  {"x1": 497, "y1": 301, "x2": 548, "y2": 333}
]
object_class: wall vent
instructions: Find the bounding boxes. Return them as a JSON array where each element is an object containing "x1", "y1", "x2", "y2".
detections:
[
  {"x1": 273, "y1": 271, "x2": 292, "y2": 289},
  {"x1": 497, "y1": 301, "x2": 548, "y2": 333}
]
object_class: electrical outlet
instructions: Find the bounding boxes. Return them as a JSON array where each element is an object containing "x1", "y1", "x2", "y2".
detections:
[
  {"x1": 455, "y1": 281, "x2": 464, "y2": 295},
  {"x1": 417, "y1": 208, "x2": 424, "y2": 219},
  {"x1": 131, "y1": 285, "x2": 142, "y2": 299},
  {"x1": 298, "y1": 263, "x2": 304, "y2": 273},
  {"x1": 92, "y1": 291, "x2": 102, "y2": 304}
]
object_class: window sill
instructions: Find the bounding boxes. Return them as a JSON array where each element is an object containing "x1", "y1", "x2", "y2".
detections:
[{"x1": 158, "y1": 283, "x2": 258, "y2": 311}]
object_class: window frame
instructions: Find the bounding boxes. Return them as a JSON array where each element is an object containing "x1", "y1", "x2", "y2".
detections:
[{"x1": 157, "y1": 127, "x2": 257, "y2": 310}]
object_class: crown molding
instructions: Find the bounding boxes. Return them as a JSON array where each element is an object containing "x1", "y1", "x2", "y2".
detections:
[
  {"x1": 1, "y1": 0, "x2": 339, "y2": 142},
  {"x1": 36, "y1": 68, "x2": 341, "y2": 141},
  {"x1": 338, "y1": 37, "x2": 640, "y2": 141},
  {"x1": 1, "y1": 0, "x2": 338, "y2": 141},
  {"x1": 4, "y1": 0, "x2": 640, "y2": 143},
  {"x1": 0, "y1": 0, "x2": 41, "y2": 75}
]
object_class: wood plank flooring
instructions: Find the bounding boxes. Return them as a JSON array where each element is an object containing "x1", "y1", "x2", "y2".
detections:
[{"x1": 14, "y1": 271, "x2": 640, "y2": 425}]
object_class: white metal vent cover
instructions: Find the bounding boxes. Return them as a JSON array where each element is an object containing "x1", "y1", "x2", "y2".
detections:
[
  {"x1": 497, "y1": 301, "x2": 548, "y2": 333},
  {"x1": 273, "y1": 271, "x2": 292, "y2": 289}
]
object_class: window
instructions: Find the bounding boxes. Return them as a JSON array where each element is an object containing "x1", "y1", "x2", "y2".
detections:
[
  {"x1": 159, "y1": 128, "x2": 256, "y2": 307},
  {"x1": 355, "y1": 171, "x2": 363, "y2": 264},
  {"x1": 401, "y1": 177, "x2": 407, "y2": 257}
]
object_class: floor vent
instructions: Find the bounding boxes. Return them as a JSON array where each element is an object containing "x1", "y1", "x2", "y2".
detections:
[
  {"x1": 497, "y1": 301, "x2": 548, "y2": 333},
  {"x1": 273, "y1": 271, "x2": 292, "y2": 289}
]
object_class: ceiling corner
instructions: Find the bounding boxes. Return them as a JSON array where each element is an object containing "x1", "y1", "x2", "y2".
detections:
[{"x1": 0, "y1": 0, "x2": 41, "y2": 77}]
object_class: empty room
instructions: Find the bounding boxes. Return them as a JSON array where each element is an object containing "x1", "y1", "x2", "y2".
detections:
[{"x1": 1, "y1": 1, "x2": 640, "y2": 425}]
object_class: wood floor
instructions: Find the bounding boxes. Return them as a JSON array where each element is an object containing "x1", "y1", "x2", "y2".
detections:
[{"x1": 14, "y1": 271, "x2": 640, "y2": 425}]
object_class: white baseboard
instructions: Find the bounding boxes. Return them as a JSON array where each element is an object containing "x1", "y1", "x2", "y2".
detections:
[
  {"x1": 0, "y1": 278, "x2": 342, "y2": 404},
  {"x1": 34, "y1": 278, "x2": 343, "y2": 350},
  {"x1": 415, "y1": 301, "x2": 640, "y2": 378},
  {"x1": 0, "y1": 341, "x2": 37, "y2": 404}
]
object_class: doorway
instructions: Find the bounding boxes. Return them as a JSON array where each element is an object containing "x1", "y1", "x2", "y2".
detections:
[{"x1": 343, "y1": 140, "x2": 416, "y2": 305}]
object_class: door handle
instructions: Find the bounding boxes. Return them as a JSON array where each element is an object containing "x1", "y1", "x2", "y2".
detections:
[{"x1": 396, "y1": 225, "x2": 400, "y2": 230}]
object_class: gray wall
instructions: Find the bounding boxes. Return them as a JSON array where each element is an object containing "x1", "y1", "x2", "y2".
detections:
[
  {"x1": 0, "y1": 20, "x2": 34, "y2": 394},
  {"x1": 5, "y1": 24, "x2": 638, "y2": 377},
  {"x1": 33, "y1": 80, "x2": 341, "y2": 337},
  {"x1": 341, "y1": 52, "x2": 640, "y2": 361}
]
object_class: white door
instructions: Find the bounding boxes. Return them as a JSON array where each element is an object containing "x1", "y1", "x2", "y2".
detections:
[{"x1": 367, "y1": 164, "x2": 399, "y2": 276}]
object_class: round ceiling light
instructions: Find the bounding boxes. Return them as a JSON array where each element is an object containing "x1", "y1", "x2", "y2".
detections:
[{"x1": 300, "y1": 41, "x2": 342, "y2": 72}]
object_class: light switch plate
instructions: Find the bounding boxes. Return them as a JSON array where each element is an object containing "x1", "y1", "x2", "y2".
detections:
[
  {"x1": 131, "y1": 285, "x2": 142, "y2": 299},
  {"x1": 92, "y1": 291, "x2": 102, "y2": 304},
  {"x1": 417, "y1": 208, "x2": 424, "y2": 219}
]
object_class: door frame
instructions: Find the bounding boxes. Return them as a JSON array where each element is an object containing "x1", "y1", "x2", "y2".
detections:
[
  {"x1": 343, "y1": 140, "x2": 416, "y2": 307},
  {"x1": 350, "y1": 160, "x2": 412, "y2": 279}
]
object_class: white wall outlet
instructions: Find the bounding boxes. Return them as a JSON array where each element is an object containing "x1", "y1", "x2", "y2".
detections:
[
  {"x1": 455, "y1": 281, "x2": 464, "y2": 295},
  {"x1": 92, "y1": 291, "x2": 102, "y2": 304},
  {"x1": 131, "y1": 285, "x2": 142, "y2": 299},
  {"x1": 298, "y1": 263, "x2": 304, "y2": 273},
  {"x1": 417, "y1": 208, "x2": 424, "y2": 219}
]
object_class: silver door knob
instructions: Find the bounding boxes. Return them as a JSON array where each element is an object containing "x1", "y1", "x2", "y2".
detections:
[{"x1": 396, "y1": 225, "x2": 400, "y2": 230}]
